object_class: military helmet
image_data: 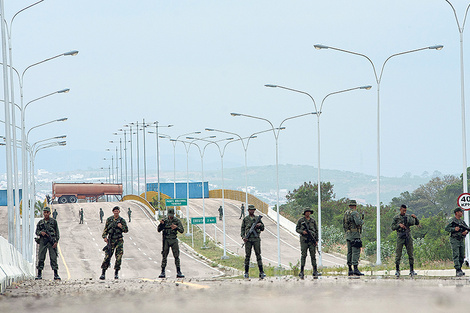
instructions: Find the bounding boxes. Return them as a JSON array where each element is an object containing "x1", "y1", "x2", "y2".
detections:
[
  {"x1": 248, "y1": 204, "x2": 256, "y2": 211},
  {"x1": 168, "y1": 208, "x2": 175, "y2": 216},
  {"x1": 303, "y1": 208, "x2": 314, "y2": 215},
  {"x1": 348, "y1": 200, "x2": 357, "y2": 207},
  {"x1": 43, "y1": 207, "x2": 51, "y2": 212},
  {"x1": 112, "y1": 206, "x2": 120, "y2": 212},
  {"x1": 454, "y1": 207, "x2": 464, "y2": 214}
]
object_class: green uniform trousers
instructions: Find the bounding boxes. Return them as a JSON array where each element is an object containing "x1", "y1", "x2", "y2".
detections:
[
  {"x1": 244, "y1": 239, "x2": 263, "y2": 267},
  {"x1": 37, "y1": 242, "x2": 58, "y2": 271},
  {"x1": 450, "y1": 237, "x2": 465, "y2": 270},
  {"x1": 395, "y1": 237, "x2": 414, "y2": 266},
  {"x1": 300, "y1": 240, "x2": 317, "y2": 268},
  {"x1": 161, "y1": 238, "x2": 180, "y2": 268},
  {"x1": 101, "y1": 239, "x2": 124, "y2": 270},
  {"x1": 346, "y1": 240, "x2": 361, "y2": 266}
]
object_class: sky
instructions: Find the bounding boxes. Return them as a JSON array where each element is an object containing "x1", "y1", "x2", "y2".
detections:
[{"x1": 1, "y1": 0, "x2": 470, "y2": 179}]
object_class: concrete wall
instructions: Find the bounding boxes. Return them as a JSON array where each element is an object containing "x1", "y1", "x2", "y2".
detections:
[
  {"x1": 267, "y1": 207, "x2": 297, "y2": 236},
  {"x1": 0, "y1": 236, "x2": 34, "y2": 293}
]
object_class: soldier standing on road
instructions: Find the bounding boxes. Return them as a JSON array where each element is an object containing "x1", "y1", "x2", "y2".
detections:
[
  {"x1": 52, "y1": 208, "x2": 58, "y2": 220},
  {"x1": 158, "y1": 208, "x2": 185, "y2": 278},
  {"x1": 239, "y1": 203, "x2": 245, "y2": 219},
  {"x1": 128, "y1": 207, "x2": 132, "y2": 223},
  {"x1": 296, "y1": 208, "x2": 320, "y2": 279},
  {"x1": 35, "y1": 207, "x2": 61, "y2": 280},
  {"x1": 343, "y1": 200, "x2": 364, "y2": 276},
  {"x1": 99, "y1": 208, "x2": 104, "y2": 223},
  {"x1": 445, "y1": 207, "x2": 469, "y2": 277},
  {"x1": 99, "y1": 206, "x2": 128, "y2": 280},
  {"x1": 391, "y1": 204, "x2": 419, "y2": 277},
  {"x1": 79, "y1": 208, "x2": 84, "y2": 224},
  {"x1": 241, "y1": 204, "x2": 266, "y2": 279},
  {"x1": 218, "y1": 205, "x2": 223, "y2": 221}
]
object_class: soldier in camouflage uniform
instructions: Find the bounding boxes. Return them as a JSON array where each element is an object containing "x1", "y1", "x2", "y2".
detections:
[
  {"x1": 157, "y1": 207, "x2": 185, "y2": 278},
  {"x1": 128, "y1": 207, "x2": 132, "y2": 223},
  {"x1": 445, "y1": 207, "x2": 469, "y2": 277},
  {"x1": 241, "y1": 204, "x2": 266, "y2": 279},
  {"x1": 296, "y1": 208, "x2": 320, "y2": 279},
  {"x1": 99, "y1": 206, "x2": 128, "y2": 280},
  {"x1": 79, "y1": 208, "x2": 84, "y2": 224},
  {"x1": 391, "y1": 204, "x2": 419, "y2": 277},
  {"x1": 52, "y1": 208, "x2": 58, "y2": 220},
  {"x1": 99, "y1": 208, "x2": 104, "y2": 223},
  {"x1": 35, "y1": 206, "x2": 61, "y2": 280},
  {"x1": 343, "y1": 199, "x2": 364, "y2": 276}
]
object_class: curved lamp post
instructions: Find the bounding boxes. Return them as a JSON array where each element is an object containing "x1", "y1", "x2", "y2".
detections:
[
  {"x1": 264, "y1": 84, "x2": 371, "y2": 266},
  {"x1": 314, "y1": 43, "x2": 443, "y2": 265}
]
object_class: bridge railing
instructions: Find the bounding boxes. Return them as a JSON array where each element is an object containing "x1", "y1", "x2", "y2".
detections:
[{"x1": 209, "y1": 189, "x2": 269, "y2": 214}]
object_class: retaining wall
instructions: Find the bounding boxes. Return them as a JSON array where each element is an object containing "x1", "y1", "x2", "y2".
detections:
[{"x1": 0, "y1": 236, "x2": 34, "y2": 293}]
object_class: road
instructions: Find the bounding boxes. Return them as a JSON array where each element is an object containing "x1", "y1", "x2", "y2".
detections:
[
  {"x1": 0, "y1": 202, "x2": 223, "y2": 280},
  {"x1": 184, "y1": 198, "x2": 345, "y2": 268}
]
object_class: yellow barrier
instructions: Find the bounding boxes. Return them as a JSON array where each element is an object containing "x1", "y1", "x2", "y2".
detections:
[
  {"x1": 139, "y1": 191, "x2": 182, "y2": 211},
  {"x1": 122, "y1": 194, "x2": 156, "y2": 214},
  {"x1": 209, "y1": 189, "x2": 269, "y2": 214}
]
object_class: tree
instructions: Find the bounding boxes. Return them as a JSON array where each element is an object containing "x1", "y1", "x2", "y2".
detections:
[{"x1": 285, "y1": 181, "x2": 335, "y2": 207}]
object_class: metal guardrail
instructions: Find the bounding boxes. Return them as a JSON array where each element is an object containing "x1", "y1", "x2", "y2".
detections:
[{"x1": 209, "y1": 189, "x2": 269, "y2": 214}]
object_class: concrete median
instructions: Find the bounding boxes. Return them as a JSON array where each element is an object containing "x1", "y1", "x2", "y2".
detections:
[{"x1": 0, "y1": 236, "x2": 34, "y2": 293}]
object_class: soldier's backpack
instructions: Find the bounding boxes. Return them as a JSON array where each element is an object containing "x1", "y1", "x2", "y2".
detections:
[{"x1": 343, "y1": 209, "x2": 353, "y2": 231}]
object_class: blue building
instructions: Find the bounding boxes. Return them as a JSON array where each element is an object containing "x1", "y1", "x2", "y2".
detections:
[
  {"x1": 0, "y1": 189, "x2": 23, "y2": 206},
  {"x1": 146, "y1": 182, "x2": 209, "y2": 199}
]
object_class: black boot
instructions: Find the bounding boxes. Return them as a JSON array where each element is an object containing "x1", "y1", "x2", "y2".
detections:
[
  {"x1": 176, "y1": 267, "x2": 185, "y2": 278},
  {"x1": 299, "y1": 266, "x2": 305, "y2": 279},
  {"x1": 244, "y1": 265, "x2": 249, "y2": 279},
  {"x1": 313, "y1": 265, "x2": 321, "y2": 278},
  {"x1": 409, "y1": 264, "x2": 417, "y2": 277},
  {"x1": 159, "y1": 267, "x2": 166, "y2": 278},
  {"x1": 348, "y1": 265, "x2": 353, "y2": 276},
  {"x1": 35, "y1": 269, "x2": 42, "y2": 280},
  {"x1": 353, "y1": 265, "x2": 364, "y2": 276},
  {"x1": 54, "y1": 270, "x2": 61, "y2": 280},
  {"x1": 114, "y1": 269, "x2": 119, "y2": 279},
  {"x1": 395, "y1": 265, "x2": 400, "y2": 278},
  {"x1": 99, "y1": 269, "x2": 106, "y2": 280},
  {"x1": 258, "y1": 264, "x2": 266, "y2": 279}
]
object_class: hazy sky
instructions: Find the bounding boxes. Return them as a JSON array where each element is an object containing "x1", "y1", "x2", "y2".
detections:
[{"x1": 2, "y1": 0, "x2": 470, "y2": 178}]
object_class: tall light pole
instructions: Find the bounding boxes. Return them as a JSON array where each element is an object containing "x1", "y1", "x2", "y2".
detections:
[
  {"x1": 115, "y1": 129, "x2": 130, "y2": 194},
  {"x1": 265, "y1": 84, "x2": 371, "y2": 266},
  {"x1": 123, "y1": 124, "x2": 134, "y2": 195},
  {"x1": 314, "y1": 43, "x2": 443, "y2": 265},
  {"x1": 231, "y1": 112, "x2": 316, "y2": 269},
  {"x1": 110, "y1": 139, "x2": 123, "y2": 185},
  {"x1": 185, "y1": 135, "x2": 217, "y2": 245},
  {"x1": 444, "y1": 0, "x2": 470, "y2": 263}
]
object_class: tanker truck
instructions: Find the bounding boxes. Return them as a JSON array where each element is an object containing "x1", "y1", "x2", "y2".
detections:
[{"x1": 52, "y1": 182, "x2": 123, "y2": 203}]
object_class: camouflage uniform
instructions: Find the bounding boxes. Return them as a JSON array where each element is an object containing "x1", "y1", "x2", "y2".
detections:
[
  {"x1": 52, "y1": 209, "x2": 58, "y2": 219},
  {"x1": 241, "y1": 205, "x2": 265, "y2": 278},
  {"x1": 445, "y1": 208, "x2": 469, "y2": 276},
  {"x1": 79, "y1": 208, "x2": 84, "y2": 224},
  {"x1": 128, "y1": 208, "x2": 132, "y2": 223},
  {"x1": 239, "y1": 204, "x2": 245, "y2": 219},
  {"x1": 157, "y1": 208, "x2": 184, "y2": 278},
  {"x1": 99, "y1": 208, "x2": 104, "y2": 223},
  {"x1": 101, "y1": 215, "x2": 128, "y2": 271},
  {"x1": 35, "y1": 214, "x2": 60, "y2": 272},
  {"x1": 343, "y1": 200, "x2": 364, "y2": 276},
  {"x1": 218, "y1": 206, "x2": 223, "y2": 221},
  {"x1": 296, "y1": 210, "x2": 319, "y2": 278},
  {"x1": 391, "y1": 212, "x2": 419, "y2": 275}
]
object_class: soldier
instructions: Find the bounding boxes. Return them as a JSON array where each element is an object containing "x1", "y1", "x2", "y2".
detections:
[
  {"x1": 99, "y1": 208, "x2": 104, "y2": 223},
  {"x1": 157, "y1": 207, "x2": 185, "y2": 278},
  {"x1": 343, "y1": 199, "x2": 364, "y2": 276},
  {"x1": 241, "y1": 204, "x2": 266, "y2": 279},
  {"x1": 445, "y1": 207, "x2": 469, "y2": 277},
  {"x1": 391, "y1": 204, "x2": 419, "y2": 277},
  {"x1": 99, "y1": 206, "x2": 129, "y2": 280},
  {"x1": 35, "y1": 207, "x2": 60, "y2": 280},
  {"x1": 79, "y1": 208, "x2": 84, "y2": 224},
  {"x1": 296, "y1": 208, "x2": 320, "y2": 279},
  {"x1": 218, "y1": 205, "x2": 223, "y2": 221},
  {"x1": 239, "y1": 203, "x2": 245, "y2": 219},
  {"x1": 128, "y1": 207, "x2": 132, "y2": 223},
  {"x1": 52, "y1": 208, "x2": 58, "y2": 220}
]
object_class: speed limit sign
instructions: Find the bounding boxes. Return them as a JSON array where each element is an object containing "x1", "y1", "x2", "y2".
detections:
[{"x1": 457, "y1": 193, "x2": 470, "y2": 211}]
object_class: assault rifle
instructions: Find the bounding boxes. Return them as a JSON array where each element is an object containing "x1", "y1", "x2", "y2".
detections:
[
  {"x1": 450, "y1": 220, "x2": 470, "y2": 236},
  {"x1": 102, "y1": 220, "x2": 116, "y2": 255},
  {"x1": 44, "y1": 228, "x2": 58, "y2": 253},
  {"x1": 301, "y1": 221, "x2": 317, "y2": 244},
  {"x1": 241, "y1": 215, "x2": 262, "y2": 248}
]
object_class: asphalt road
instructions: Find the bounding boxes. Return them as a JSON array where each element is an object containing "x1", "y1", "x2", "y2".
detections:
[{"x1": 185, "y1": 198, "x2": 345, "y2": 268}]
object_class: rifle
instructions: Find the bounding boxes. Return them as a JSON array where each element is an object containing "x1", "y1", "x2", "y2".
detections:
[
  {"x1": 102, "y1": 220, "x2": 116, "y2": 254},
  {"x1": 43, "y1": 228, "x2": 58, "y2": 253},
  {"x1": 301, "y1": 221, "x2": 317, "y2": 244},
  {"x1": 450, "y1": 220, "x2": 470, "y2": 237},
  {"x1": 241, "y1": 215, "x2": 262, "y2": 248}
]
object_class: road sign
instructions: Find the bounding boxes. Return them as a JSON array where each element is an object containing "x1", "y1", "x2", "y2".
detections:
[
  {"x1": 191, "y1": 217, "x2": 217, "y2": 225},
  {"x1": 457, "y1": 193, "x2": 470, "y2": 211},
  {"x1": 165, "y1": 198, "x2": 188, "y2": 206}
]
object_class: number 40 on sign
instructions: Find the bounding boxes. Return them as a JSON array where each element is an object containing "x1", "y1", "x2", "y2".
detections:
[{"x1": 457, "y1": 193, "x2": 470, "y2": 211}]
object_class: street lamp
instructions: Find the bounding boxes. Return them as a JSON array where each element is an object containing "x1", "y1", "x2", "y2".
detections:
[
  {"x1": 231, "y1": 112, "x2": 316, "y2": 269},
  {"x1": 265, "y1": 84, "x2": 371, "y2": 266},
  {"x1": 123, "y1": 124, "x2": 135, "y2": 195},
  {"x1": 314, "y1": 43, "x2": 443, "y2": 265},
  {"x1": 443, "y1": 0, "x2": 470, "y2": 263}
]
